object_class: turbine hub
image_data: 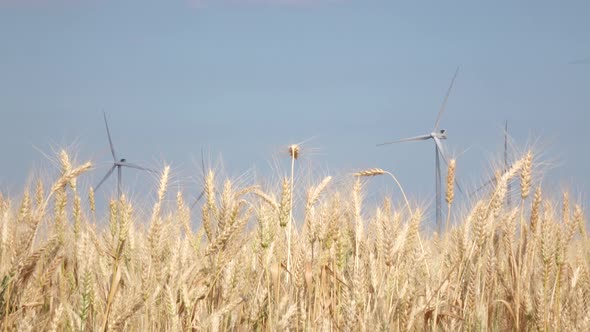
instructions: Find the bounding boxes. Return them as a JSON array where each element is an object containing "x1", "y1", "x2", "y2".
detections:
[{"x1": 433, "y1": 129, "x2": 447, "y2": 139}]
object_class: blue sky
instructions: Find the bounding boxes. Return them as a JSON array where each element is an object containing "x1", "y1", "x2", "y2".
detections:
[{"x1": 1, "y1": 0, "x2": 589, "y2": 224}]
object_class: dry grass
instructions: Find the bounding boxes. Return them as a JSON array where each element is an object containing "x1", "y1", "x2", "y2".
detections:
[{"x1": 0, "y1": 149, "x2": 589, "y2": 331}]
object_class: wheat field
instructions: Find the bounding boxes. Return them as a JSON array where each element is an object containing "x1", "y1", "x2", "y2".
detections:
[{"x1": 0, "y1": 149, "x2": 588, "y2": 331}]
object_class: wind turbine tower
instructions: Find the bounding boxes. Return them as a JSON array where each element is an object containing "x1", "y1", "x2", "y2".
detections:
[
  {"x1": 377, "y1": 67, "x2": 462, "y2": 232},
  {"x1": 95, "y1": 113, "x2": 154, "y2": 198}
]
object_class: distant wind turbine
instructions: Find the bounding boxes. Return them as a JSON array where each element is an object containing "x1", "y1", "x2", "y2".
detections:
[
  {"x1": 472, "y1": 121, "x2": 512, "y2": 207},
  {"x1": 95, "y1": 112, "x2": 155, "y2": 198},
  {"x1": 190, "y1": 148, "x2": 207, "y2": 209},
  {"x1": 377, "y1": 67, "x2": 462, "y2": 233},
  {"x1": 568, "y1": 57, "x2": 590, "y2": 65}
]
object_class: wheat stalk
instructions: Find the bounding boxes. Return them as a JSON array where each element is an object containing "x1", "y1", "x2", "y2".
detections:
[
  {"x1": 278, "y1": 177, "x2": 291, "y2": 228},
  {"x1": 286, "y1": 144, "x2": 299, "y2": 284},
  {"x1": 446, "y1": 159, "x2": 456, "y2": 231},
  {"x1": 354, "y1": 168, "x2": 412, "y2": 215},
  {"x1": 521, "y1": 151, "x2": 533, "y2": 200},
  {"x1": 353, "y1": 168, "x2": 385, "y2": 177},
  {"x1": 1, "y1": 148, "x2": 589, "y2": 331}
]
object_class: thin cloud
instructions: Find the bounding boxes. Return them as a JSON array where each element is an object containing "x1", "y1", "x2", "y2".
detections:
[
  {"x1": 0, "y1": 0, "x2": 342, "y2": 8},
  {"x1": 569, "y1": 57, "x2": 590, "y2": 65},
  {"x1": 0, "y1": 0, "x2": 80, "y2": 7},
  {"x1": 188, "y1": 0, "x2": 343, "y2": 8}
]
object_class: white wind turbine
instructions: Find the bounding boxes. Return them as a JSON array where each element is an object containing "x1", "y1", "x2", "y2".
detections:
[
  {"x1": 377, "y1": 67, "x2": 462, "y2": 232},
  {"x1": 472, "y1": 121, "x2": 512, "y2": 207},
  {"x1": 95, "y1": 112, "x2": 155, "y2": 198},
  {"x1": 569, "y1": 57, "x2": 590, "y2": 64}
]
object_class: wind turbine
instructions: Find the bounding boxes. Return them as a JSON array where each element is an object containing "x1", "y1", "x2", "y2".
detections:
[
  {"x1": 95, "y1": 112, "x2": 154, "y2": 198},
  {"x1": 568, "y1": 57, "x2": 590, "y2": 64},
  {"x1": 377, "y1": 67, "x2": 461, "y2": 233},
  {"x1": 472, "y1": 120, "x2": 511, "y2": 207}
]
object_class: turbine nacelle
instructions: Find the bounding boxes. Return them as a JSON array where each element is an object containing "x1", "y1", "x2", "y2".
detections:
[
  {"x1": 376, "y1": 67, "x2": 460, "y2": 233},
  {"x1": 96, "y1": 113, "x2": 154, "y2": 198},
  {"x1": 432, "y1": 129, "x2": 447, "y2": 140}
]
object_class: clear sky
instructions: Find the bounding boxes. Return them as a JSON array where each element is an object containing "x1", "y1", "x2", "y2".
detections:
[{"x1": 1, "y1": 0, "x2": 589, "y2": 224}]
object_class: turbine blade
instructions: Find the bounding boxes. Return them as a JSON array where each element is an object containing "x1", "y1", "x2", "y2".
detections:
[
  {"x1": 95, "y1": 165, "x2": 116, "y2": 192},
  {"x1": 376, "y1": 134, "x2": 431, "y2": 147},
  {"x1": 434, "y1": 137, "x2": 464, "y2": 194},
  {"x1": 119, "y1": 162, "x2": 156, "y2": 173},
  {"x1": 569, "y1": 57, "x2": 590, "y2": 65},
  {"x1": 103, "y1": 112, "x2": 117, "y2": 161},
  {"x1": 118, "y1": 166, "x2": 122, "y2": 198},
  {"x1": 433, "y1": 66, "x2": 460, "y2": 131},
  {"x1": 190, "y1": 191, "x2": 206, "y2": 209},
  {"x1": 471, "y1": 176, "x2": 497, "y2": 195},
  {"x1": 455, "y1": 178, "x2": 465, "y2": 195},
  {"x1": 433, "y1": 137, "x2": 449, "y2": 165},
  {"x1": 201, "y1": 147, "x2": 206, "y2": 179},
  {"x1": 190, "y1": 148, "x2": 208, "y2": 209},
  {"x1": 196, "y1": 190, "x2": 205, "y2": 202}
]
